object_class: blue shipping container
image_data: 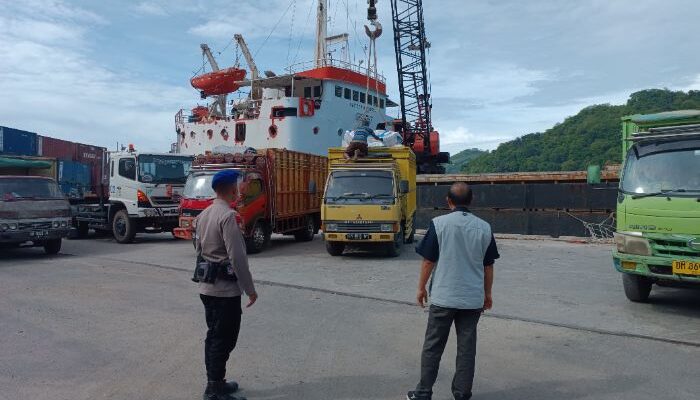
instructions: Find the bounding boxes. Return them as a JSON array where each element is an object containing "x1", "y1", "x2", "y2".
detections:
[
  {"x1": 0, "y1": 126, "x2": 38, "y2": 156},
  {"x1": 58, "y1": 160, "x2": 91, "y2": 199}
]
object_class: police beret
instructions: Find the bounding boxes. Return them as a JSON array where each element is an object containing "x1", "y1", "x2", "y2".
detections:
[{"x1": 211, "y1": 169, "x2": 240, "y2": 190}]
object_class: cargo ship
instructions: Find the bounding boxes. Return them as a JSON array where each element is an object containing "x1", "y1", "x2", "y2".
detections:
[{"x1": 175, "y1": 0, "x2": 394, "y2": 156}]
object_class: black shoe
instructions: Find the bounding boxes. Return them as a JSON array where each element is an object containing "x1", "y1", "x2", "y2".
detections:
[
  {"x1": 204, "y1": 381, "x2": 246, "y2": 400},
  {"x1": 406, "y1": 390, "x2": 431, "y2": 400},
  {"x1": 222, "y1": 379, "x2": 239, "y2": 394}
]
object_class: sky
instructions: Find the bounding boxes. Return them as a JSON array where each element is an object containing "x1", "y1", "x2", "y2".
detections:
[{"x1": 1, "y1": 0, "x2": 699, "y2": 155}]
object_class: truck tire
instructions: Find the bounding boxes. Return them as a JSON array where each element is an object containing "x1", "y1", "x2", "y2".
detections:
[
  {"x1": 326, "y1": 241, "x2": 345, "y2": 256},
  {"x1": 43, "y1": 238, "x2": 62, "y2": 255},
  {"x1": 386, "y1": 229, "x2": 403, "y2": 257},
  {"x1": 294, "y1": 217, "x2": 316, "y2": 242},
  {"x1": 246, "y1": 221, "x2": 270, "y2": 254},
  {"x1": 622, "y1": 273, "x2": 652, "y2": 302},
  {"x1": 112, "y1": 209, "x2": 136, "y2": 244}
]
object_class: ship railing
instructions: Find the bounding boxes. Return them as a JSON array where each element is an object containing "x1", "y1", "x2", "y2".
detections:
[
  {"x1": 284, "y1": 58, "x2": 385, "y2": 84},
  {"x1": 175, "y1": 109, "x2": 185, "y2": 125}
]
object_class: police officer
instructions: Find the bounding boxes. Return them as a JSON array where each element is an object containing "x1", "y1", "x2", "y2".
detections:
[
  {"x1": 406, "y1": 182, "x2": 499, "y2": 400},
  {"x1": 195, "y1": 169, "x2": 257, "y2": 400}
]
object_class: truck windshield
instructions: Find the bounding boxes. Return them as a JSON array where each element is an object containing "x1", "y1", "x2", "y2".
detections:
[
  {"x1": 184, "y1": 173, "x2": 216, "y2": 199},
  {"x1": 621, "y1": 146, "x2": 700, "y2": 195},
  {"x1": 138, "y1": 155, "x2": 192, "y2": 184},
  {"x1": 184, "y1": 171, "x2": 244, "y2": 199},
  {"x1": 325, "y1": 170, "x2": 395, "y2": 204},
  {"x1": 1, "y1": 178, "x2": 64, "y2": 201}
]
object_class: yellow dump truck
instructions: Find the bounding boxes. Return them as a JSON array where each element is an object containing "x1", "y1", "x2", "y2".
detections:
[{"x1": 321, "y1": 146, "x2": 417, "y2": 257}]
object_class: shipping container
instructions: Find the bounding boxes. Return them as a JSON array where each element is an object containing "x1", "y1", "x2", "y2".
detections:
[
  {"x1": 75, "y1": 143, "x2": 107, "y2": 196},
  {"x1": 38, "y1": 136, "x2": 78, "y2": 160},
  {"x1": 58, "y1": 160, "x2": 91, "y2": 199},
  {"x1": 0, "y1": 127, "x2": 38, "y2": 156}
]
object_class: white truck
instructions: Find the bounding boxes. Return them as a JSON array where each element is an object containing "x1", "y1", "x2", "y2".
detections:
[{"x1": 73, "y1": 149, "x2": 193, "y2": 243}]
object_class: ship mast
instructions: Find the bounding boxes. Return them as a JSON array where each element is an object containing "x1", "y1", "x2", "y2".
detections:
[{"x1": 314, "y1": 0, "x2": 328, "y2": 67}]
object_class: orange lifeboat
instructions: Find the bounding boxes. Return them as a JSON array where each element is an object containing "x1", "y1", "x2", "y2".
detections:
[{"x1": 190, "y1": 67, "x2": 246, "y2": 96}]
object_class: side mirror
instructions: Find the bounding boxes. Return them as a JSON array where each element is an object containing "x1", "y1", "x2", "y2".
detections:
[
  {"x1": 399, "y1": 180, "x2": 409, "y2": 194},
  {"x1": 308, "y1": 180, "x2": 317, "y2": 194}
]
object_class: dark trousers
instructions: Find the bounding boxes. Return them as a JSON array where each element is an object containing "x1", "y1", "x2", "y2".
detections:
[
  {"x1": 200, "y1": 294, "x2": 242, "y2": 382},
  {"x1": 416, "y1": 305, "x2": 481, "y2": 400}
]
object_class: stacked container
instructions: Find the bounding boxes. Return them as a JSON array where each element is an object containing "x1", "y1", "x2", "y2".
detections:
[{"x1": 0, "y1": 126, "x2": 38, "y2": 156}]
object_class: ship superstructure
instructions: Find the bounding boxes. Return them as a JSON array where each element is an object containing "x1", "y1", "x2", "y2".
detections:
[{"x1": 175, "y1": 0, "x2": 393, "y2": 156}]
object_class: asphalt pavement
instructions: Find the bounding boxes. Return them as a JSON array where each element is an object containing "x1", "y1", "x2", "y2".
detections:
[{"x1": 1, "y1": 233, "x2": 699, "y2": 400}]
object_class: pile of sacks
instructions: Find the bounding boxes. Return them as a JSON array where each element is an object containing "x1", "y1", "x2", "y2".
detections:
[{"x1": 341, "y1": 129, "x2": 403, "y2": 148}]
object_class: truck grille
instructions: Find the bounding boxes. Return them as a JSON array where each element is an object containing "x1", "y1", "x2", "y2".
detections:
[
  {"x1": 18, "y1": 221, "x2": 53, "y2": 230},
  {"x1": 336, "y1": 222, "x2": 383, "y2": 233},
  {"x1": 649, "y1": 238, "x2": 700, "y2": 258},
  {"x1": 181, "y1": 208, "x2": 202, "y2": 218},
  {"x1": 151, "y1": 196, "x2": 178, "y2": 207}
]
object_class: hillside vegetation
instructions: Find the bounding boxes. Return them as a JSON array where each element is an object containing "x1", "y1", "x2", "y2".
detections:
[
  {"x1": 446, "y1": 148, "x2": 485, "y2": 173},
  {"x1": 456, "y1": 89, "x2": 700, "y2": 173}
]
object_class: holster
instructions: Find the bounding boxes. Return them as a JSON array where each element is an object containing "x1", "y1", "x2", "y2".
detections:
[{"x1": 192, "y1": 256, "x2": 238, "y2": 283}]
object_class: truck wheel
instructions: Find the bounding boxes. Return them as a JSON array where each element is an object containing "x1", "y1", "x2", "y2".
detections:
[
  {"x1": 622, "y1": 273, "x2": 653, "y2": 302},
  {"x1": 294, "y1": 217, "x2": 316, "y2": 242},
  {"x1": 386, "y1": 229, "x2": 403, "y2": 257},
  {"x1": 246, "y1": 222, "x2": 269, "y2": 254},
  {"x1": 43, "y1": 238, "x2": 62, "y2": 255},
  {"x1": 112, "y1": 210, "x2": 136, "y2": 244},
  {"x1": 326, "y1": 241, "x2": 345, "y2": 256}
]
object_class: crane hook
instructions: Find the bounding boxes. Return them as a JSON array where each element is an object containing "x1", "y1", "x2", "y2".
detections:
[{"x1": 364, "y1": 20, "x2": 383, "y2": 39}]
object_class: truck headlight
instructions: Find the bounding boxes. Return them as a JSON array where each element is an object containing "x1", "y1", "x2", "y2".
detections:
[
  {"x1": 614, "y1": 232, "x2": 652, "y2": 256},
  {"x1": 9, "y1": 223, "x2": 18, "y2": 230},
  {"x1": 0, "y1": 223, "x2": 8, "y2": 231},
  {"x1": 381, "y1": 223, "x2": 395, "y2": 232},
  {"x1": 53, "y1": 221, "x2": 60, "y2": 228},
  {"x1": 60, "y1": 221, "x2": 68, "y2": 227},
  {"x1": 325, "y1": 223, "x2": 338, "y2": 232},
  {"x1": 181, "y1": 219, "x2": 191, "y2": 228}
]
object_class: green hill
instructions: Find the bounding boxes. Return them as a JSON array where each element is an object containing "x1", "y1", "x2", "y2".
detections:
[
  {"x1": 461, "y1": 89, "x2": 700, "y2": 173},
  {"x1": 447, "y1": 148, "x2": 486, "y2": 173}
]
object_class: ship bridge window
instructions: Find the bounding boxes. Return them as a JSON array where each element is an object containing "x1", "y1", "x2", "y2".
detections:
[
  {"x1": 353, "y1": 90, "x2": 359, "y2": 101},
  {"x1": 335, "y1": 85, "x2": 342, "y2": 97},
  {"x1": 235, "y1": 123, "x2": 246, "y2": 142},
  {"x1": 360, "y1": 92, "x2": 366, "y2": 104},
  {"x1": 368, "y1": 94, "x2": 374, "y2": 106},
  {"x1": 380, "y1": 98, "x2": 385, "y2": 109},
  {"x1": 344, "y1": 88, "x2": 351, "y2": 100},
  {"x1": 304, "y1": 86, "x2": 311, "y2": 98},
  {"x1": 373, "y1": 96, "x2": 379, "y2": 107},
  {"x1": 272, "y1": 107, "x2": 298, "y2": 118},
  {"x1": 314, "y1": 85, "x2": 321, "y2": 98}
]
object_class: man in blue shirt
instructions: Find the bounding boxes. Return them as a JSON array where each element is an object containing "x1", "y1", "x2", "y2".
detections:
[
  {"x1": 407, "y1": 182, "x2": 499, "y2": 400},
  {"x1": 344, "y1": 126, "x2": 381, "y2": 160}
]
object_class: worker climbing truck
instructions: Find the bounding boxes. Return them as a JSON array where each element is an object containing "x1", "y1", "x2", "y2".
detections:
[
  {"x1": 73, "y1": 148, "x2": 193, "y2": 243},
  {"x1": 173, "y1": 149, "x2": 327, "y2": 253},
  {"x1": 613, "y1": 110, "x2": 700, "y2": 301},
  {"x1": 322, "y1": 146, "x2": 416, "y2": 257}
]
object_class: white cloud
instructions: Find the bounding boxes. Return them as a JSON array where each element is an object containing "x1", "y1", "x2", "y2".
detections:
[
  {"x1": 133, "y1": 2, "x2": 168, "y2": 17},
  {"x1": 0, "y1": 1, "x2": 192, "y2": 152}
]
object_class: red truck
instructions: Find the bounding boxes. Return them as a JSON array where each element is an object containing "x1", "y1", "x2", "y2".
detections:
[{"x1": 173, "y1": 149, "x2": 327, "y2": 253}]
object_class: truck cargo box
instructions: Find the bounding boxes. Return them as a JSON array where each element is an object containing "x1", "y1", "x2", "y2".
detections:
[
  {"x1": 0, "y1": 127, "x2": 38, "y2": 156},
  {"x1": 266, "y1": 148, "x2": 327, "y2": 219},
  {"x1": 0, "y1": 155, "x2": 57, "y2": 179}
]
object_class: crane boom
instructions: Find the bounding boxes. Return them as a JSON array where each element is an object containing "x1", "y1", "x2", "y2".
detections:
[
  {"x1": 233, "y1": 34, "x2": 259, "y2": 80},
  {"x1": 200, "y1": 44, "x2": 220, "y2": 71}
]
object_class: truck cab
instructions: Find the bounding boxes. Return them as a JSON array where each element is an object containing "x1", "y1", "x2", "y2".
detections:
[
  {"x1": 0, "y1": 175, "x2": 71, "y2": 254},
  {"x1": 74, "y1": 151, "x2": 193, "y2": 243},
  {"x1": 322, "y1": 147, "x2": 416, "y2": 257},
  {"x1": 614, "y1": 110, "x2": 700, "y2": 301}
]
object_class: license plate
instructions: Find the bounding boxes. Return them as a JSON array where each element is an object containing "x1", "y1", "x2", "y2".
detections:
[
  {"x1": 31, "y1": 230, "x2": 49, "y2": 238},
  {"x1": 672, "y1": 260, "x2": 700, "y2": 276},
  {"x1": 346, "y1": 233, "x2": 371, "y2": 240}
]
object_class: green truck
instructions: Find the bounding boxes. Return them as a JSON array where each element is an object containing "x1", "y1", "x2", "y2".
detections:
[{"x1": 614, "y1": 110, "x2": 700, "y2": 302}]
